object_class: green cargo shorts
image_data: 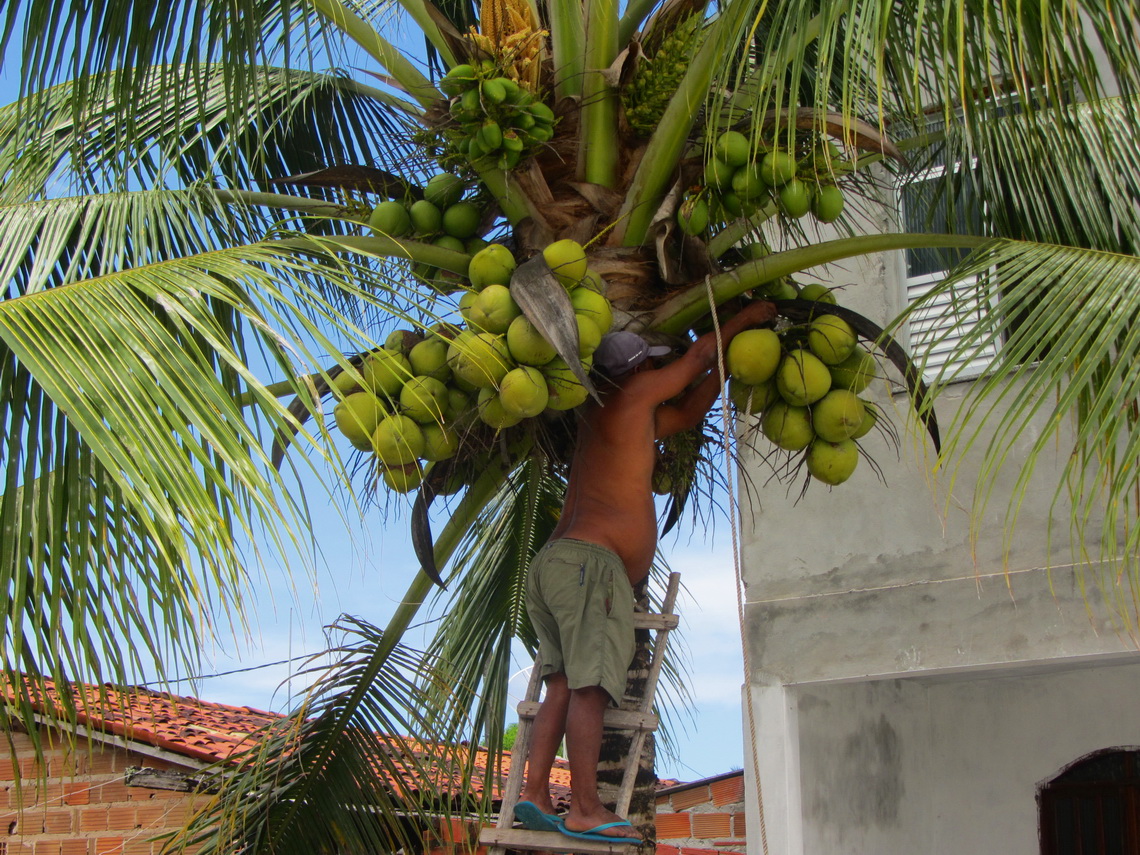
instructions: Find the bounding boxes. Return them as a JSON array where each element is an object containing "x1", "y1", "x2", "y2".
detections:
[{"x1": 526, "y1": 538, "x2": 636, "y2": 705}]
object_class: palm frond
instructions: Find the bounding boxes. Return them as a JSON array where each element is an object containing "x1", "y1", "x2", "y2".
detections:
[
  {"x1": 0, "y1": 235, "x2": 444, "y2": 736},
  {"x1": 915, "y1": 97, "x2": 1140, "y2": 255},
  {"x1": 0, "y1": 187, "x2": 264, "y2": 298},
  {"x1": 181, "y1": 620, "x2": 472, "y2": 855},
  {"x1": 418, "y1": 458, "x2": 564, "y2": 806},
  {"x1": 0, "y1": 64, "x2": 418, "y2": 203},
  {"x1": 906, "y1": 240, "x2": 1140, "y2": 610},
  {"x1": 0, "y1": 0, "x2": 340, "y2": 162}
]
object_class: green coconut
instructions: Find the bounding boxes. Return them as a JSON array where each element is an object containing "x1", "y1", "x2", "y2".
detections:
[
  {"x1": 423, "y1": 173, "x2": 466, "y2": 209},
  {"x1": 382, "y1": 462, "x2": 426, "y2": 493},
  {"x1": 374, "y1": 414, "x2": 425, "y2": 466},
  {"x1": 421, "y1": 424, "x2": 460, "y2": 461},
  {"x1": 761, "y1": 401, "x2": 815, "y2": 451},
  {"x1": 447, "y1": 331, "x2": 513, "y2": 389},
  {"x1": 715, "y1": 130, "x2": 751, "y2": 167},
  {"x1": 729, "y1": 377, "x2": 779, "y2": 414},
  {"x1": 408, "y1": 338, "x2": 451, "y2": 382},
  {"x1": 811, "y1": 389, "x2": 866, "y2": 442},
  {"x1": 477, "y1": 386, "x2": 523, "y2": 429},
  {"x1": 812, "y1": 185, "x2": 845, "y2": 223},
  {"x1": 499, "y1": 365, "x2": 550, "y2": 418},
  {"x1": 470, "y1": 284, "x2": 522, "y2": 334},
  {"x1": 570, "y1": 287, "x2": 614, "y2": 335},
  {"x1": 361, "y1": 349, "x2": 412, "y2": 397},
  {"x1": 506, "y1": 315, "x2": 557, "y2": 366},
  {"x1": 468, "y1": 243, "x2": 517, "y2": 291},
  {"x1": 400, "y1": 375, "x2": 449, "y2": 424},
  {"x1": 829, "y1": 347, "x2": 877, "y2": 393},
  {"x1": 369, "y1": 201, "x2": 412, "y2": 236},
  {"x1": 333, "y1": 392, "x2": 389, "y2": 451},
  {"x1": 542, "y1": 239, "x2": 588, "y2": 288},
  {"x1": 727, "y1": 328, "x2": 782, "y2": 385},
  {"x1": 806, "y1": 438, "x2": 859, "y2": 485},
  {"x1": 807, "y1": 315, "x2": 857, "y2": 365},
  {"x1": 442, "y1": 201, "x2": 482, "y2": 240},
  {"x1": 776, "y1": 350, "x2": 832, "y2": 406}
]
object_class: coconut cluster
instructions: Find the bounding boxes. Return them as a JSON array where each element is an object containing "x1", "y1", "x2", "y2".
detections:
[
  {"x1": 438, "y1": 60, "x2": 557, "y2": 171},
  {"x1": 726, "y1": 287, "x2": 878, "y2": 486},
  {"x1": 677, "y1": 130, "x2": 848, "y2": 237},
  {"x1": 368, "y1": 172, "x2": 489, "y2": 289},
  {"x1": 331, "y1": 238, "x2": 615, "y2": 493}
]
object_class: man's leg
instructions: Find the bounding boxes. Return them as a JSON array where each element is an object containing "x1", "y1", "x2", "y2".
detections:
[
  {"x1": 519, "y1": 672, "x2": 569, "y2": 815},
  {"x1": 562, "y1": 686, "x2": 641, "y2": 839}
]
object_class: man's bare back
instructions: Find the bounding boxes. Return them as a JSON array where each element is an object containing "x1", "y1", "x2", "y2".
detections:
[
  {"x1": 550, "y1": 300, "x2": 778, "y2": 581},
  {"x1": 551, "y1": 381, "x2": 663, "y2": 581}
]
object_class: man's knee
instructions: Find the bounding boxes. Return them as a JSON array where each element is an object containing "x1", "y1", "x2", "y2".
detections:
[
  {"x1": 569, "y1": 684, "x2": 611, "y2": 707},
  {"x1": 543, "y1": 672, "x2": 569, "y2": 700}
]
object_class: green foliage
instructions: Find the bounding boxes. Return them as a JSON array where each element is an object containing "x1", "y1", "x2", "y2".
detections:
[{"x1": 2, "y1": 1, "x2": 1140, "y2": 852}]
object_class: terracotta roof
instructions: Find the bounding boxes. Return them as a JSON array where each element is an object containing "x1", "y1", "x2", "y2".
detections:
[{"x1": 19, "y1": 681, "x2": 572, "y2": 805}]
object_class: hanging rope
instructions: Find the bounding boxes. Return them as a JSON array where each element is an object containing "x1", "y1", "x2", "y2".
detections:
[{"x1": 703, "y1": 278, "x2": 769, "y2": 855}]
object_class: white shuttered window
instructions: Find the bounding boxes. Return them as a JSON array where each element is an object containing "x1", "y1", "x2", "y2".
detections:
[{"x1": 899, "y1": 159, "x2": 1000, "y2": 384}]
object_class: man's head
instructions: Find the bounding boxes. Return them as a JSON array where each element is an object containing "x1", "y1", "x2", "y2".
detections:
[{"x1": 594, "y1": 331, "x2": 672, "y2": 376}]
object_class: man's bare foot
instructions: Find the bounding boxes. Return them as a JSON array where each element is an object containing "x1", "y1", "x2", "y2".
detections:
[
  {"x1": 518, "y1": 792, "x2": 558, "y2": 817},
  {"x1": 562, "y1": 806, "x2": 642, "y2": 840}
]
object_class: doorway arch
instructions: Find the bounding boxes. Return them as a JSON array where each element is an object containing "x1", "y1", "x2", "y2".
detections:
[{"x1": 1039, "y1": 748, "x2": 1140, "y2": 854}]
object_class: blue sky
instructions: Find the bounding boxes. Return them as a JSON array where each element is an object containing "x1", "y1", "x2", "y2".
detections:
[{"x1": 0, "y1": 16, "x2": 747, "y2": 782}]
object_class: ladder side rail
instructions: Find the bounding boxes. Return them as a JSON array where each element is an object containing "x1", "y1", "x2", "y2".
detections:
[
  {"x1": 633, "y1": 571, "x2": 681, "y2": 714},
  {"x1": 614, "y1": 572, "x2": 681, "y2": 814},
  {"x1": 485, "y1": 657, "x2": 546, "y2": 855}
]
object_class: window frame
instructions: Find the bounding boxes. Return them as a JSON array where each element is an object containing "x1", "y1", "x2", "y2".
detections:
[{"x1": 896, "y1": 150, "x2": 1002, "y2": 385}]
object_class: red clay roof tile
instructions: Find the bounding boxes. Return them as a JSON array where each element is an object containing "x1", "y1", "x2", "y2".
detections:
[{"x1": 20, "y1": 681, "x2": 573, "y2": 805}]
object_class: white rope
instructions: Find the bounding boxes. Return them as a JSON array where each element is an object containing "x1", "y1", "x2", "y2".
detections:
[{"x1": 703, "y1": 279, "x2": 769, "y2": 855}]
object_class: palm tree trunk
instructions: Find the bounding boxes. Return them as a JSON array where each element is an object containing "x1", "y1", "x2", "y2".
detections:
[{"x1": 596, "y1": 580, "x2": 657, "y2": 852}]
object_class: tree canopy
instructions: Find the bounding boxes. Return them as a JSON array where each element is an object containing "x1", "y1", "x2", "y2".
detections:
[{"x1": 1, "y1": 0, "x2": 1139, "y2": 851}]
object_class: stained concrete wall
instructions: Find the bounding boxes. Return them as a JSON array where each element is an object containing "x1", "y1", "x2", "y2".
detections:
[
  {"x1": 792, "y1": 661, "x2": 1140, "y2": 855},
  {"x1": 738, "y1": 202, "x2": 1139, "y2": 853}
]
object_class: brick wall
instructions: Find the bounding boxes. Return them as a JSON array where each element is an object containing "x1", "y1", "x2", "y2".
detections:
[
  {"x1": 653, "y1": 773, "x2": 746, "y2": 854},
  {"x1": 2, "y1": 729, "x2": 206, "y2": 855}
]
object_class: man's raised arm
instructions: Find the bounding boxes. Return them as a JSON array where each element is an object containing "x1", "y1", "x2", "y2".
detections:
[{"x1": 654, "y1": 300, "x2": 777, "y2": 437}]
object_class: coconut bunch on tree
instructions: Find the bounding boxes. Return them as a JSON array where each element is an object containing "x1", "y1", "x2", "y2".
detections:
[
  {"x1": 3, "y1": 0, "x2": 1140, "y2": 851},
  {"x1": 305, "y1": 0, "x2": 946, "y2": 533}
]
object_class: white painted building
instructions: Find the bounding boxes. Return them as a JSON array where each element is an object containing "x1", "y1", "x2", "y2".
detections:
[{"x1": 737, "y1": 202, "x2": 1140, "y2": 854}]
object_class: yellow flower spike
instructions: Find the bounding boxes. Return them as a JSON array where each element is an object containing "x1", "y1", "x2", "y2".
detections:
[{"x1": 480, "y1": 0, "x2": 506, "y2": 45}]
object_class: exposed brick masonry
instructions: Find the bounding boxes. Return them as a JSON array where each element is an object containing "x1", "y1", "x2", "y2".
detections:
[
  {"x1": 2, "y1": 728, "x2": 205, "y2": 855},
  {"x1": 653, "y1": 772, "x2": 746, "y2": 855}
]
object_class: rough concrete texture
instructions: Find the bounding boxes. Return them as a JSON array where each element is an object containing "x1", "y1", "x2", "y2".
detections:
[
  {"x1": 738, "y1": 212, "x2": 1140, "y2": 853},
  {"x1": 791, "y1": 661, "x2": 1140, "y2": 855}
]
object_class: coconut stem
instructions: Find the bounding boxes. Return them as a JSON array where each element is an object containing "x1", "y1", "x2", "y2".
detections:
[
  {"x1": 273, "y1": 235, "x2": 473, "y2": 275},
  {"x1": 579, "y1": 0, "x2": 620, "y2": 187},
  {"x1": 650, "y1": 233, "x2": 991, "y2": 334}
]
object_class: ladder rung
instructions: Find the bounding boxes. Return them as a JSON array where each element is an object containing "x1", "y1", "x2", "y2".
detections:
[
  {"x1": 632, "y1": 613, "x2": 678, "y2": 630},
  {"x1": 478, "y1": 827, "x2": 638, "y2": 853},
  {"x1": 516, "y1": 701, "x2": 658, "y2": 731}
]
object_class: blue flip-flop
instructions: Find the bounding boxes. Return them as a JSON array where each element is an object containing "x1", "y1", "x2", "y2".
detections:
[
  {"x1": 558, "y1": 820, "x2": 639, "y2": 842},
  {"x1": 513, "y1": 800, "x2": 564, "y2": 833}
]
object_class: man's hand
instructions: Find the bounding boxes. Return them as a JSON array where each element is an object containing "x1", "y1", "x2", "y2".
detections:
[{"x1": 725, "y1": 299, "x2": 777, "y2": 333}]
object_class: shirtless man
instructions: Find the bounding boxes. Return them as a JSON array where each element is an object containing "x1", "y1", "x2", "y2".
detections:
[{"x1": 516, "y1": 300, "x2": 776, "y2": 842}]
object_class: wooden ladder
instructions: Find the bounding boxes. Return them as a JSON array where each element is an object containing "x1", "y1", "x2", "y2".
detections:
[{"x1": 479, "y1": 572, "x2": 681, "y2": 855}]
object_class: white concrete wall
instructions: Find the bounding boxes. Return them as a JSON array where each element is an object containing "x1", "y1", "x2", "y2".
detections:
[
  {"x1": 738, "y1": 190, "x2": 1140, "y2": 854},
  {"x1": 785, "y1": 661, "x2": 1140, "y2": 855}
]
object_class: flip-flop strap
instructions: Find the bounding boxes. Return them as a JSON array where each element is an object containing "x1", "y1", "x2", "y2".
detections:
[{"x1": 582, "y1": 821, "x2": 631, "y2": 833}]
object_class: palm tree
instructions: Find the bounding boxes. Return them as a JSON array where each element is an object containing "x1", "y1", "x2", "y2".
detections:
[{"x1": 2, "y1": 0, "x2": 1139, "y2": 851}]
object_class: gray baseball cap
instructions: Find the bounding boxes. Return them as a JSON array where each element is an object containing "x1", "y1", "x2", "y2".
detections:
[{"x1": 593, "y1": 331, "x2": 672, "y2": 375}]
